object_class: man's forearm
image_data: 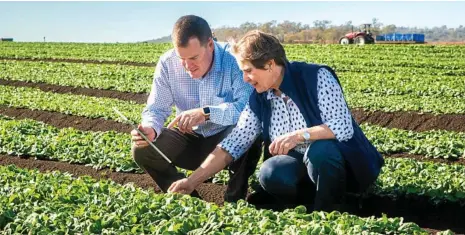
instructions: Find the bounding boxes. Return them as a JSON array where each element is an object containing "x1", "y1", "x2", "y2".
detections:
[
  {"x1": 187, "y1": 147, "x2": 233, "y2": 186},
  {"x1": 141, "y1": 107, "x2": 171, "y2": 138},
  {"x1": 208, "y1": 101, "x2": 246, "y2": 126}
]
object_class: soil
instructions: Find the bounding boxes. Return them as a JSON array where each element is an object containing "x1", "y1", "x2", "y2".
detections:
[
  {"x1": 1, "y1": 106, "x2": 464, "y2": 167},
  {"x1": 426, "y1": 42, "x2": 465, "y2": 45},
  {"x1": 0, "y1": 154, "x2": 462, "y2": 234},
  {"x1": 385, "y1": 153, "x2": 465, "y2": 165},
  {"x1": 1, "y1": 62, "x2": 465, "y2": 233},
  {"x1": 0, "y1": 79, "x2": 148, "y2": 104},
  {"x1": 248, "y1": 191, "x2": 465, "y2": 234},
  {"x1": 352, "y1": 108, "x2": 465, "y2": 133},
  {"x1": 2, "y1": 80, "x2": 465, "y2": 132},
  {"x1": 0, "y1": 154, "x2": 225, "y2": 205},
  {"x1": 354, "y1": 195, "x2": 464, "y2": 234},
  {"x1": 0, "y1": 106, "x2": 133, "y2": 133}
]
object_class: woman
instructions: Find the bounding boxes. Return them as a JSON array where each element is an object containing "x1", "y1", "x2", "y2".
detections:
[{"x1": 169, "y1": 30, "x2": 384, "y2": 212}]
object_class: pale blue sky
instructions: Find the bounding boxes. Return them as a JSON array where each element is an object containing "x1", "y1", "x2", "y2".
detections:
[{"x1": 1, "y1": 1, "x2": 464, "y2": 43}]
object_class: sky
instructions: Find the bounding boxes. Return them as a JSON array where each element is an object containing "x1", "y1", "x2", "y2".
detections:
[{"x1": 1, "y1": 1, "x2": 464, "y2": 43}]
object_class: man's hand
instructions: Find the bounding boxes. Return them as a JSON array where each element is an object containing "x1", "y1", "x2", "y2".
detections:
[
  {"x1": 167, "y1": 108, "x2": 206, "y2": 133},
  {"x1": 168, "y1": 178, "x2": 195, "y2": 195},
  {"x1": 269, "y1": 130, "x2": 303, "y2": 156},
  {"x1": 131, "y1": 124, "x2": 156, "y2": 148}
]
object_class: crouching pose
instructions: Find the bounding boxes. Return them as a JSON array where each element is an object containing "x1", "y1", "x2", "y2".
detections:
[
  {"x1": 169, "y1": 30, "x2": 384, "y2": 212},
  {"x1": 131, "y1": 15, "x2": 262, "y2": 203}
]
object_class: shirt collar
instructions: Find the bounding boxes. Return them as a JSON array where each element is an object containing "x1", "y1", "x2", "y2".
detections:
[
  {"x1": 266, "y1": 90, "x2": 288, "y2": 100},
  {"x1": 266, "y1": 90, "x2": 275, "y2": 100},
  {"x1": 210, "y1": 41, "x2": 223, "y2": 73},
  {"x1": 201, "y1": 41, "x2": 224, "y2": 80}
]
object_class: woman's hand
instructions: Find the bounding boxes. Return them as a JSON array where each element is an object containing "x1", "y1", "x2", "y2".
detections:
[
  {"x1": 269, "y1": 130, "x2": 304, "y2": 156},
  {"x1": 168, "y1": 178, "x2": 195, "y2": 195}
]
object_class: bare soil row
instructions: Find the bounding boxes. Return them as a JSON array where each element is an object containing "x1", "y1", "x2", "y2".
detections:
[{"x1": 2, "y1": 80, "x2": 465, "y2": 133}]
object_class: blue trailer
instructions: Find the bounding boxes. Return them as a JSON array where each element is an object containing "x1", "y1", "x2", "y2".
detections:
[{"x1": 375, "y1": 33, "x2": 425, "y2": 44}]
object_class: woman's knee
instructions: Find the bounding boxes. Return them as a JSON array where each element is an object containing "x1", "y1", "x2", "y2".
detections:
[
  {"x1": 258, "y1": 157, "x2": 298, "y2": 193},
  {"x1": 305, "y1": 140, "x2": 342, "y2": 167},
  {"x1": 258, "y1": 159, "x2": 276, "y2": 186}
]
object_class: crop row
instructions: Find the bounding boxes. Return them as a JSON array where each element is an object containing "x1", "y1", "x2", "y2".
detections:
[
  {"x1": 0, "y1": 42, "x2": 170, "y2": 63},
  {"x1": 2, "y1": 60, "x2": 465, "y2": 98},
  {"x1": 2, "y1": 114, "x2": 463, "y2": 165},
  {"x1": 346, "y1": 92, "x2": 465, "y2": 114},
  {"x1": 0, "y1": 85, "x2": 144, "y2": 124},
  {"x1": 0, "y1": 60, "x2": 153, "y2": 93},
  {"x1": 297, "y1": 56, "x2": 465, "y2": 72},
  {"x1": 2, "y1": 84, "x2": 464, "y2": 120},
  {"x1": 1, "y1": 116, "x2": 465, "y2": 204},
  {"x1": 0, "y1": 164, "x2": 438, "y2": 234},
  {"x1": 1, "y1": 84, "x2": 464, "y2": 159},
  {"x1": 339, "y1": 71, "x2": 465, "y2": 98},
  {"x1": 1, "y1": 42, "x2": 464, "y2": 65}
]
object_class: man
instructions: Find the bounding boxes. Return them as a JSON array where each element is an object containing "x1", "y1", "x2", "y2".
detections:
[{"x1": 131, "y1": 15, "x2": 261, "y2": 202}]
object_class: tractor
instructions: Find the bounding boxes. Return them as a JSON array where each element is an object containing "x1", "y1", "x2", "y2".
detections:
[{"x1": 339, "y1": 24, "x2": 375, "y2": 45}]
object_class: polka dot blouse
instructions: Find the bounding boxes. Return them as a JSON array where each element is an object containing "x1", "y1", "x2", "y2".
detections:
[{"x1": 218, "y1": 68, "x2": 354, "y2": 160}]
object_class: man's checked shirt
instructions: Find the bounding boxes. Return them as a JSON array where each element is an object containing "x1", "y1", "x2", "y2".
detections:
[{"x1": 141, "y1": 41, "x2": 253, "y2": 138}]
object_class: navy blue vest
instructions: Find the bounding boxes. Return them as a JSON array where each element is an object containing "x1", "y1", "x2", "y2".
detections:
[{"x1": 249, "y1": 61, "x2": 384, "y2": 192}]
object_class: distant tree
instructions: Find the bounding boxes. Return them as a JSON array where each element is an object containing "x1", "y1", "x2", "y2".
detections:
[
  {"x1": 313, "y1": 20, "x2": 332, "y2": 30},
  {"x1": 239, "y1": 22, "x2": 258, "y2": 34},
  {"x1": 371, "y1": 18, "x2": 383, "y2": 35},
  {"x1": 382, "y1": 24, "x2": 397, "y2": 34},
  {"x1": 154, "y1": 19, "x2": 465, "y2": 44},
  {"x1": 259, "y1": 21, "x2": 277, "y2": 34}
]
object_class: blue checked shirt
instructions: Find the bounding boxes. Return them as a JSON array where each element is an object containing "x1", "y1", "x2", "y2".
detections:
[{"x1": 141, "y1": 42, "x2": 254, "y2": 138}]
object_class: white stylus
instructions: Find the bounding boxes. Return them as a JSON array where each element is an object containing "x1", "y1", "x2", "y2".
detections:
[{"x1": 113, "y1": 107, "x2": 173, "y2": 165}]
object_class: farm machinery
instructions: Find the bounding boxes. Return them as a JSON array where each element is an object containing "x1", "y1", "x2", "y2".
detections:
[
  {"x1": 339, "y1": 24, "x2": 375, "y2": 45},
  {"x1": 339, "y1": 24, "x2": 425, "y2": 45}
]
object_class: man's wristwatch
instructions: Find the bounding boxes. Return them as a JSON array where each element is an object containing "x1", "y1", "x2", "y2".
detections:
[
  {"x1": 202, "y1": 106, "x2": 211, "y2": 121},
  {"x1": 301, "y1": 130, "x2": 311, "y2": 142}
]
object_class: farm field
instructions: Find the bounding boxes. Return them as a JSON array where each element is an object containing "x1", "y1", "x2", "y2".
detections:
[{"x1": 0, "y1": 42, "x2": 464, "y2": 234}]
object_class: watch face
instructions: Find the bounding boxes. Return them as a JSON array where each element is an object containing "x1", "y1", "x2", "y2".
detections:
[
  {"x1": 303, "y1": 132, "x2": 311, "y2": 140},
  {"x1": 203, "y1": 107, "x2": 210, "y2": 115}
]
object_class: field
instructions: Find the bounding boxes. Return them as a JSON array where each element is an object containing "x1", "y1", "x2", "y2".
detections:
[{"x1": 0, "y1": 42, "x2": 464, "y2": 234}]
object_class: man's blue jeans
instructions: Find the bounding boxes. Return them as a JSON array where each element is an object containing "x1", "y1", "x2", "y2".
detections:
[{"x1": 259, "y1": 140, "x2": 348, "y2": 212}]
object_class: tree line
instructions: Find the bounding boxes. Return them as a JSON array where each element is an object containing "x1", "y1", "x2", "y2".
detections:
[
  {"x1": 211, "y1": 18, "x2": 465, "y2": 43},
  {"x1": 146, "y1": 18, "x2": 465, "y2": 43}
]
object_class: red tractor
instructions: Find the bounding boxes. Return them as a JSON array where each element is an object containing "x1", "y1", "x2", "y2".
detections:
[{"x1": 339, "y1": 24, "x2": 375, "y2": 45}]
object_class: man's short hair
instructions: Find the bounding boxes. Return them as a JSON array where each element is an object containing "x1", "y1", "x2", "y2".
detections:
[{"x1": 172, "y1": 15, "x2": 212, "y2": 47}]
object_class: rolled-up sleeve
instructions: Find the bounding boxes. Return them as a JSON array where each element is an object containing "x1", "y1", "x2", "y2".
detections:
[
  {"x1": 218, "y1": 103, "x2": 262, "y2": 160},
  {"x1": 209, "y1": 64, "x2": 253, "y2": 126},
  {"x1": 141, "y1": 59, "x2": 173, "y2": 137},
  {"x1": 317, "y1": 68, "x2": 354, "y2": 142}
]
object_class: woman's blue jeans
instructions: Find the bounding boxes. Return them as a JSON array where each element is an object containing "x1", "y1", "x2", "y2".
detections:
[{"x1": 259, "y1": 140, "x2": 348, "y2": 212}]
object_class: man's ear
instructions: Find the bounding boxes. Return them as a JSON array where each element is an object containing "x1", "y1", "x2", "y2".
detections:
[{"x1": 207, "y1": 38, "x2": 214, "y2": 51}]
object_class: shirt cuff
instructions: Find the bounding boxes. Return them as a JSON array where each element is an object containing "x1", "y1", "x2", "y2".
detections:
[
  {"x1": 208, "y1": 103, "x2": 228, "y2": 125},
  {"x1": 217, "y1": 141, "x2": 244, "y2": 161},
  {"x1": 324, "y1": 119, "x2": 354, "y2": 142},
  {"x1": 141, "y1": 120, "x2": 163, "y2": 140}
]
